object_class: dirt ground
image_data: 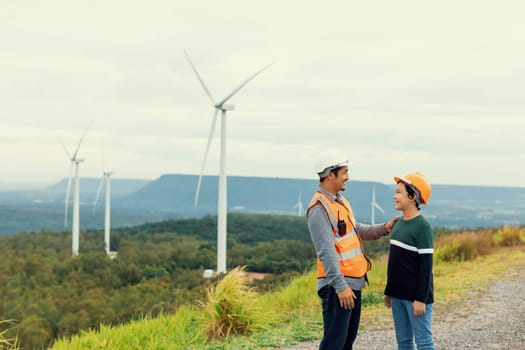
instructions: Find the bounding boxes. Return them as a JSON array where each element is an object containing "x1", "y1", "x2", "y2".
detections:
[{"x1": 279, "y1": 260, "x2": 525, "y2": 350}]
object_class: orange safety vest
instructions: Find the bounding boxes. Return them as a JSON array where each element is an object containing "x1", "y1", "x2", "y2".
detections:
[{"x1": 307, "y1": 191, "x2": 371, "y2": 279}]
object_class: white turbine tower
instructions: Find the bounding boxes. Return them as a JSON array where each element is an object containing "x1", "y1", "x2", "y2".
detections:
[
  {"x1": 61, "y1": 125, "x2": 90, "y2": 257},
  {"x1": 93, "y1": 171, "x2": 115, "y2": 257},
  {"x1": 185, "y1": 51, "x2": 272, "y2": 275},
  {"x1": 293, "y1": 193, "x2": 304, "y2": 217},
  {"x1": 371, "y1": 187, "x2": 385, "y2": 225}
]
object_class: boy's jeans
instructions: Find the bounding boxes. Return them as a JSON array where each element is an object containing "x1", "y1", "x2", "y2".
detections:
[{"x1": 390, "y1": 296, "x2": 434, "y2": 350}]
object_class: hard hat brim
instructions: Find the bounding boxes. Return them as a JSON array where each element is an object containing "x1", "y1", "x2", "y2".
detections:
[
  {"x1": 316, "y1": 161, "x2": 350, "y2": 175},
  {"x1": 393, "y1": 176, "x2": 409, "y2": 185}
]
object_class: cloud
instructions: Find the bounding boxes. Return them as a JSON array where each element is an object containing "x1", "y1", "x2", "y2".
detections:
[{"x1": 1, "y1": 1, "x2": 524, "y2": 187}]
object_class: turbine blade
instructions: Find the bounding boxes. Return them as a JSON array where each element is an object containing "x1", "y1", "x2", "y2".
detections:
[
  {"x1": 216, "y1": 62, "x2": 273, "y2": 107},
  {"x1": 194, "y1": 109, "x2": 219, "y2": 207},
  {"x1": 92, "y1": 175, "x2": 105, "y2": 215},
  {"x1": 184, "y1": 50, "x2": 216, "y2": 104},
  {"x1": 373, "y1": 203, "x2": 385, "y2": 214},
  {"x1": 64, "y1": 163, "x2": 73, "y2": 227},
  {"x1": 101, "y1": 142, "x2": 106, "y2": 170},
  {"x1": 60, "y1": 139, "x2": 71, "y2": 159},
  {"x1": 72, "y1": 121, "x2": 93, "y2": 159}
]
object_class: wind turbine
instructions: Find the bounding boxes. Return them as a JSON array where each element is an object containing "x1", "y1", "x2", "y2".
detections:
[
  {"x1": 371, "y1": 187, "x2": 385, "y2": 225},
  {"x1": 293, "y1": 193, "x2": 304, "y2": 217},
  {"x1": 61, "y1": 125, "x2": 90, "y2": 256},
  {"x1": 185, "y1": 50, "x2": 272, "y2": 275},
  {"x1": 93, "y1": 171, "x2": 115, "y2": 256}
]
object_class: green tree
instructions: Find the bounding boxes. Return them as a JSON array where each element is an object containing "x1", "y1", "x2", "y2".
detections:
[{"x1": 16, "y1": 315, "x2": 54, "y2": 350}]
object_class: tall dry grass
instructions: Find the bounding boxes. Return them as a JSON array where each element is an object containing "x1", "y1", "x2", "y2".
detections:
[
  {"x1": 0, "y1": 320, "x2": 20, "y2": 350},
  {"x1": 434, "y1": 226, "x2": 524, "y2": 263},
  {"x1": 197, "y1": 266, "x2": 273, "y2": 341},
  {"x1": 493, "y1": 225, "x2": 524, "y2": 246}
]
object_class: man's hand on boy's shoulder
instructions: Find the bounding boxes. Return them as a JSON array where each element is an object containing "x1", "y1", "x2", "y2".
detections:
[{"x1": 384, "y1": 216, "x2": 400, "y2": 234}]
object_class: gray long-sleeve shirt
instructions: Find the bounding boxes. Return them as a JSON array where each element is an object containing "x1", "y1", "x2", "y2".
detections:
[{"x1": 307, "y1": 186, "x2": 388, "y2": 293}]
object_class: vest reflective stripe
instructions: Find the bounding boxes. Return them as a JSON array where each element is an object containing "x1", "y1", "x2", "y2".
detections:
[
  {"x1": 315, "y1": 196, "x2": 338, "y2": 231},
  {"x1": 308, "y1": 191, "x2": 370, "y2": 278},
  {"x1": 335, "y1": 231, "x2": 356, "y2": 242},
  {"x1": 340, "y1": 245, "x2": 364, "y2": 260}
]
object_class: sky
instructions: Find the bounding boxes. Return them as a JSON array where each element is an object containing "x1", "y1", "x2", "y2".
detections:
[{"x1": 1, "y1": 1, "x2": 524, "y2": 189}]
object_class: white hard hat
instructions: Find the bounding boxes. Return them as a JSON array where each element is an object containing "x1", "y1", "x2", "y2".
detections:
[{"x1": 314, "y1": 148, "x2": 351, "y2": 177}]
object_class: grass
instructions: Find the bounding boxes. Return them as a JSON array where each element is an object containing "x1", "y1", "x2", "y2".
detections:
[
  {"x1": 49, "y1": 226, "x2": 525, "y2": 349},
  {"x1": 50, "y1": 270, "x2": 322, "y2": 350},
  {"x1": 0, "y1": 320, "x2": 21, "y2": 350},
  {"x1": 51, "y1": 307, "x2": 203, "y2": 350}
]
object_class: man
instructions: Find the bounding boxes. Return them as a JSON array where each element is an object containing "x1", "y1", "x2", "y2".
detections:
[
  {"x1": 384, "y1": 172, "x2": 434, "y2": 350},
  {"x1": 306, "y1": 148, "x2": 398, "y2": 350}
]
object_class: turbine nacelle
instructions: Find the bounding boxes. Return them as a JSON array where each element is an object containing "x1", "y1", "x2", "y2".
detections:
[{"x1": 217, "y1": 104, "x2": 235, "y2": 111}]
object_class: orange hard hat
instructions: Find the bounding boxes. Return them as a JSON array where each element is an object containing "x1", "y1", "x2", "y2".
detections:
[{"x1": 394, "y1": 172, "x2": 432, "y2": 205}]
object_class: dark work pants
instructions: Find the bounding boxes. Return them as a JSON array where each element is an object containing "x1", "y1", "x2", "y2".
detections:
[{"x1": 318, "y1": 285, "x2": 362, "y2": 350}]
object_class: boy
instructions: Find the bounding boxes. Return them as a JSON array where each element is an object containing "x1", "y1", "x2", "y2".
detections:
[{"x1": 384, "y1": 172, "x2": 434, "y2": 350}]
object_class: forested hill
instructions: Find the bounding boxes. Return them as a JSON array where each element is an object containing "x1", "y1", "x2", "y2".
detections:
[{"x1": 0, "y1": 214, "x2": 319, "y2": 350}]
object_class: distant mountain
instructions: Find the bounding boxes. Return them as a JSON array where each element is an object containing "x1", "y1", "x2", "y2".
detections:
[
  {"x1": 48, "y1": 178, "x2": 151, "y2": 195},
  {"x1": 124, "y1": 174, "x2": 525, "y2": 229},
  {"x1": 1, "y1": 173, "x2": 524, "y2": 234},
  {"x1": 0, "y1": 178, "x2": 151, "y2": 206},
  {"x1": 0, "y1": 178, "x2": 156, "y2": 234},
  {"x1": 122, "y1": 174, "x2": 525, "y2": 229},
  {"x1": 422, "y1": 184, "x2": 525, "y2": 228},
  {"x1": 124, "y1": 174, "x2": 395, "y2": 216}
]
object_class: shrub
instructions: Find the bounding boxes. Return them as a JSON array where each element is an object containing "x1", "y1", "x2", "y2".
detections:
[
  {"x1": 434, "y1": 243, "x2": 462, "y2": 263},
  {"x1": 493, "y1": 225, "x2": 524, "y2": 247},
  {"x1": 15, "y1": 315, "x2": 55, "y2": 350},
  {"x1": 197, "y1": 266, "x2": 271, "y2": 341},
  {"x1": 434, "y1": 230, "x2": 493, "y2": 263}
]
